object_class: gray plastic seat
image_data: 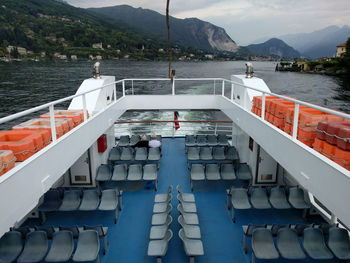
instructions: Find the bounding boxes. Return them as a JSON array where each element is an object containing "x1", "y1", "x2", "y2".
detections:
[
  {"x1": 148, "y1": 147, "x2": 161, "y2": 161},
  {"x1": 177, "y1": 194, "x2": 197, "y2": 213},
  {"x1": 118, "y1": 135, "x2": 129, "y2": 146},
  {"x1": 34, "y1": 226, "x2": 55, "y2": 240},
  {"x1": 82, "y1": 225, "x2": 108, "y2": 255},
  {"x1": 207, "y1": 135, "x2": 218, "y2": 146},
  {"x1": 277, "y1": 228, "x2": 306, "y2": 259},
  {"x1": 0, "y1": 231, "x2": 23, "y2": 263},
  {"x1": 242, "y1": 224, "x2": 267, "y2": 254},
  {"x1": 251, "y1": 228, "x2": 279, "y2": 263},
  {"x1": 45, "y1": 231, "x2": 74, "y2": 262},
  {"x1": 59, "y1": 226, "x2": 80, "y2": 239},
  {"x1": 213, "y1": 146, "x2": 225, "y2": 160},
  {"x1": 236, "y1": 163, "x2": 252, "y2": 181},
  {"x1": 135, "y1": 147, "x2": 148, "y2": 161},
  {"x1": 108, "y1": 147, "x2": 121, "y2": 162},
  {"x1": 327, "y1": 227, "x2": 350, "y2": 260},
  {"x1": 150, "y1": 216, "x2": 172, "y2": 239},
  {"x1": 178, "y1": 215, "x2": 201, "y2": 239},
  {"x1": 154, "y1": 186, "x2": 173, "y2": 203},
  {"x1": 179, "y1": 229, "x2": 204, "y2": 257},
  {"x1": 225, "y1": 146, "x2": 239, "y2": 161},
  {"x1": 153, "y1": 203, "x2": 170, "y2": 213},
  {"x1": 59, "y1": 190, "x2": 81, "y2": 211},
  {"x1": 196, "y1": 135, "x2": 207, "y2": 146},
  {"x1": 127, "y1": 164, "x2": 142, "y2": 181},
  {"x1": 148, "y1": 229, "x2": 173, "y2": 262},
  {"x1": 205, "y1": 164, "x2": 220, "y2": 180},
  {"x1": 111, "y1": 164, "x2": 127, "y2": 181},
  {"x1": 190, "y1": 164, "x2": 205, "y2": 181},
  {"x1": 143, "y1": 164, "x2": 158, "y2": 181},
  {"x1": 152, "y1": 206, "x2": 172, "y2": 225},
  {"x1": 185, "y1": 135, "x2": 196, "y2": 147},
  {"x1": 95, "y1": 164, "x2": 111, "y2": 182},
  {"x1": 288, "y1": 187, "x2": 310, "y2": 209},
  {"x1": 176, "y1": 185, "x2": 195, "y2": 202},
  {"x1": 120, "y1": 147, "x2": 133, "y2": 161},
  {"x1": 217, "y1": 135, "x2": 228, "y2": 146},
  {"x1": 98, "y1": 189, "x2": 119, "y2": 224},
  {"x1": 17, "y1": 231, "x2": 48, "y2": 263},
  {"x1": 129, "y1": 135, "x2": 141, "y2": 146},
  {"x1": 220, "y1": 164, "x2": 236, "y2": 180},
  {"x1": 72, "y1": 230, "x2": 100, "y2": 263},
  {"x1": 177, "y1": 204, "x2": 199, "y2": 225},
  {"x1": 79, "y1": 189, "x2": 100, "y2": 211},
  {"x1": 269, "y1": 187, "x2": 291, "y2": 209},
  {"x1": 250, "y1": 188, "x2": 271, "y2": 209},
  {"x1": 187, "y1": 147, "x2": 199, "y2": 160},
  {"x1": 303, "y1": 227, "x2": 333, "y2": 260},
  {"x1": 200, "y1": 147, "x2": 212, "y2": 160},
  {"x1": 230, "y1": 188, "x2": 251, "y2": 222}
]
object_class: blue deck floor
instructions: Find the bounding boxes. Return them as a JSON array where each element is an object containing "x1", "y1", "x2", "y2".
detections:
[{"x1": 24, "y1": 138, "x2": 340, "y2": 263}]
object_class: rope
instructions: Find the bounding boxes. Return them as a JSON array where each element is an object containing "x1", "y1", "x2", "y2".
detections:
[
  {"x1": 0, "y1": 156, "x2": 16, "y2": 172},
  {"x1": 13, "y1": 145, "x2": 40, "y2": 156},
  {"x1": 315, "y1": 128, "x2": 350, "y2": 142}
]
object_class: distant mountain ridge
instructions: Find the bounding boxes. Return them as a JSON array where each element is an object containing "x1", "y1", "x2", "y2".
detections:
[
  {"x1": 251, "y1": 25, "x2": 350, "y2": 59},
  {"x1": 88, "y1": 5, "x2": 239, "y2": 53},
  {"x1": 246, "y1": 38, "x2": 300, "y2": 58}
]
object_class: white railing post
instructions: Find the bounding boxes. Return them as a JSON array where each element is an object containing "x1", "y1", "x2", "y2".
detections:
[
  {"x1": 230, "y1": 83, "x2": 234, "y2": 101},
  {"x1": 213, "y1": 80, "x2": 216, "y2": 95},
  {"x1": 131, "y1": 80, "x2": 134, "y2": 95},
  {"x1": 214, "y1": 123, "x2": 218, "y2": 135},
  {"x1": 261, "y1": 93, "x2": 266, "y2": 121},
  {"x1": 82, "y1": 94, "x2": 88, "y2": 121},
  {"x1": 172, "y1": 79, "x2": 175, "y2": 95},
  {"x1": 221, "y1": 80, "x2": 225, "y2": 96},
  {"x1": 292, "y1": 103, "x2": 300, "y2": 139},
  {"x1": 49, "y1": 105, "x2": 57, "y2": 143},
  {"x1": 113, "y1": 84, "x2": 117, "y2": 102},
  {"x1": 122, "y1": 80, "x2": 125, "y2": 97}
]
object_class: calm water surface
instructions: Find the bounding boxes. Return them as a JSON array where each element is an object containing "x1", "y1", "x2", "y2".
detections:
[{"x1": 0, "y1": 60, "x2": 349, "y2": 129}]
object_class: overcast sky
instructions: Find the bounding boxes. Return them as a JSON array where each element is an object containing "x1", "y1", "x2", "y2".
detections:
[{"x1": 67, "y1": 0, "x2": 350, "y2": 45}]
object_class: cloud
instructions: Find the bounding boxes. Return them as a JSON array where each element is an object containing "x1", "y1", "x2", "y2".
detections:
[{"x1": 66, "y1": 0, "x2": 350, "y2": 45}]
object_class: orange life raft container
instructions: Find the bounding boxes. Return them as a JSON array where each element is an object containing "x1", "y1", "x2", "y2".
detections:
[
  {"x1": 0, "y1": 150, "x2": 16, "y2": 176},
  {"x1": 12, "y1": 118, "x2": 73, "y2": 139},
  {"x1": 40, "y1": 110, "x2": 85, "y2": 127},
  {"x1": 0, "y1": 130, "x2": 45, "y2": 161}
]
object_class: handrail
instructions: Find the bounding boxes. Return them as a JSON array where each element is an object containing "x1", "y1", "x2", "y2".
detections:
[{"x1": 115, "y1": 120, "x2": 232, "y2": 124}]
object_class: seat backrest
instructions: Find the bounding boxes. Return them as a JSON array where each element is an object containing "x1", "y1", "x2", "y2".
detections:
[
  {"x1": 83, "y1": 225, "x2": 105, "y2": 237},
  {"x1": 0, "y1": 231, "x2": 22, "y2": 251},
  {"x1": 101, "y1": 189, "x2": 117, "y2": 201},
  {"x1": 245, "y1": 224, "x2": 267, "y2": 236},
  {"x1": 178, "y1": 215, "x2": 185, "y2": 227},
  {"x1": 328, "y1": 227, "x2": 350, "y2": 248},
  {"x1": 144, "y1": 164, "x2": 157, "y2": 173},
  {"x1": 177, "y1": 204, "x2": 185, "y2": 214},
  {"x1": 59, "y1": 226, "x2": 80, "y2": 239},
  {"x1": 176, "y1": 185, "x2": 182, "y2": 194},
  {"x1": 191, "y1": 164, "x2": 204, "y2": 172},
  {"x1": 78, "y1": 230, "x2": 99, "y2": 247},
  {"x1": 221, "y1": 163, "x2": 234, "y2": 172},
  {"x1": 271, "y1": 224, "x2": 291, "y2": 236},
  {"x1": 303, "y1": 227, "x2": 325, "y2": 245},
  {"x1": 251, "y1": 188, "x2": 268, "y2": 198},
  {"x1": 238, "y1": 163, "x2": 250, "y2": 173},
  {"x1": 26, "y1": 231, "x2": 48, "y2": 245},
  {"x1": 206, "y1": 163, "x2": 219, "y2": 172},
  {"x1": 178, "y1": 228, "x2": 186, "y2": 242},
  {"x1": 163, "y1": 229, "x2": 173, "y2": 242},
  {"x1": 289, "y1": 187, "x2": 304, "y2": 201},
  {"x1": 231, "y1": 188, "x2": 248, "y2": 200},
  {"x1": 165, "y1": 215, "x2": 173, "y2": 226},
  {"x1": 34, "y1": 226, "x2": 55, "y2": 239},
  {"x1": 129, "y1": 164, "x2": 142, "y2": 173},
  {"x1": 10, "y1": 227, "x2": 31, "y2": 239},
  {"x1": 114, "y1": 164, "x2": 127, "y2": 174},
  {"x1": 252, "y1": 228, "x2": 273, "y2": 243},
  {"x1": 83, "y1": 189, "x2": 99, "y2": 199}
]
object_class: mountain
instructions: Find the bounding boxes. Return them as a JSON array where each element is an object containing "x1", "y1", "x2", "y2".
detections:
[
  {"x1": 88, "y1": 5, "x2": 239, "y2": 53},
  {"x1": 279, "y1": 25, "x2": 350, "y2": 59},
  {"x1": 0, "y1": 0, "x2": 185, "y2": 59},
  {"x1": 246, "y1": 38, "x2": 300, "y2": 58}
]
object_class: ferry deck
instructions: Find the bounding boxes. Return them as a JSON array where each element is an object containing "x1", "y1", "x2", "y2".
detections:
[{"x1": 0, "y1": 64, "x2": 349, "y2": 263}]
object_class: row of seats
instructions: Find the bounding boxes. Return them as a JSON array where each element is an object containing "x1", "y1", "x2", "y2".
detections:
[
  {"x1": 248, "y1": 224, "x2": 350, "y2": 262},
  {"x1": 108, "y1": 147, "x2": 161, "y2": 162},
  {"x1": 185, "y1": 135, "x2": 229, "y2": 147},
  {"x1": 227, "y1": 186, "x2": 310, "y2": 222},
  {"x1": 147, "y1": 186, "x2": 174, "y2": 262},
  {"x1": 95, "y1": 164, "x2": 159, "y2": 191},
  {"x1": 118, "y1": 135, "x2": 162, "y2": 147},
  {"x1": 176, "y1": 185, "x2": 204, "y2": 263},
  {"x1": 9, "y1": 225, "x2": 109, "y2": 254},
  {"x1": 187, "y1": 146, "x2": 239, "y2": 161},
  {"x1": 38, "y1": 188, "x2": 121, "y2": 224},
  {"x1": 0, "y1": 229, "x2": 101, "y2": 263},
  {"x1": 190, "y1": 163, "x2": 252, "y2": 190}
]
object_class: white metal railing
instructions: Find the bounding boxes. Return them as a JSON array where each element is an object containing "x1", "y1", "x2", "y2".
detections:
[
  {"x1": 114, "y1": 120, "x2": 232, "y2": 137},
  {"x1": 1, "y1": 77, "x2": 349, "y2": 148}
]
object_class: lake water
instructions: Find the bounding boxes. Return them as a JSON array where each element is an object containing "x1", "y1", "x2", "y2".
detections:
[{"x1": 0, "y1": 60, "x2": 349, "y2": 130}]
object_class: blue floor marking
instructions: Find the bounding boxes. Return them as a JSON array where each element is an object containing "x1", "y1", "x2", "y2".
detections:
[{"x1": 24, "y1": 138, "x2": 340, "y2": 263}]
